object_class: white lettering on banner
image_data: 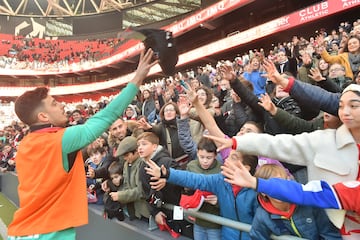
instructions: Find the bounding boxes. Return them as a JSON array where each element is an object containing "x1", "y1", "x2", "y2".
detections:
[
  {"x1": 168, "y1": 0, "x2": 247, "y2": 34},
  {"x1": 299, "y1": 2, "x2": 328, "y2": 21},
  {"x1": 343, "y1": 0, "x2": 360, "y2": 8},
  {"x1": 300, "y1": 10, "x2": 329, "y2": 22}
]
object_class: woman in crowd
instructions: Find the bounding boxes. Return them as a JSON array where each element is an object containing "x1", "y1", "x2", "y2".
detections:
[{"x1": 318, "y1": 35, "x2": 360, "y2": 79}]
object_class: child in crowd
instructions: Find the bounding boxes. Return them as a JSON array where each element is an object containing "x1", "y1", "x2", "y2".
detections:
[
  {"x1": 222, "y1": 159, "x2": 360, "y2": 236},
  {"x1": 102, "y1": 136, "x2": 150, "y2": 221},
  {"x1": 183, "y1": 137, "x2": 222, "y2": 240},
  {"x1": 86, "y1": 145, "x2": 107, "y2": 204},
  {"x1": 250, "y1": 164, "x2": 341, "y2": 239},
  {"x1": 103, "y1": 161, "x2": 125, "y2": 221},
  {"x1": 137, "y1": 132, "x2": 192, "y2": 238},
  {"x1": 145, "y1": 149, "x2": 259, "y2": 240}
]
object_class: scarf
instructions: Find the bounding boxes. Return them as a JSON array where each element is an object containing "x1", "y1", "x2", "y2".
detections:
[{"x1": 162, "y1": 118, "x2": 177, "y2": 128}]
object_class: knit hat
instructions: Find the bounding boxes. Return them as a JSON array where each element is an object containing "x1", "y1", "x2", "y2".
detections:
[{"x1": 342, "y1": 84, "x2": 360, "y2": 95}]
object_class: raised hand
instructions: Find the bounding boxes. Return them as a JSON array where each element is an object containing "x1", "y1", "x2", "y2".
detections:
[
  {"x1": 262, "y1": 59, "x2": 288, "y2": 87},
  {"x1": 203, "y1": 134, "x2": 233, "y2": 152},
  {"x1": 221, "y1": 159, "x2": 257, "y2": 189},
  {"x1": 131, "y1": 49, "x2": 159, "y2": 87},
  {"x1": 308, "y1": 67, "x2": 326, "y2": 82},
  {"x1": 137, "y1": 117, "x2": 152, "y2": 130},
  {"x1": 218, "y1": 64, "x2": 236, "y2": 82},
  {"x1": 182, "y1": 81, "x2": 199, "y2": 104},
  {"x1": 258, "y1": 93, "x2": 277, "y2": 116},
  {"x1": 144, "y1": 159, "x2": 162, "y2": 178},
  {"x1": 177, "y1": 95, "x2": 191, "y2": 119}
]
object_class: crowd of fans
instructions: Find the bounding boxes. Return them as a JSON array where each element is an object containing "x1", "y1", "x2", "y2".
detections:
[
  {"x1": 1, "y1": 18, "x2": 360, "y2": 239},
  {"x1": 0, "y1": 34, "x2": 123, "y2": 71}
]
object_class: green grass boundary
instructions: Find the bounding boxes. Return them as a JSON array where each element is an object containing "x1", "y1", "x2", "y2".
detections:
[
  {"x1": 0, "y1": 192, "x2": 17, "y2": 226},
  {"x1": 0, "y1": 192, "x2": 18, "y2": 240}
]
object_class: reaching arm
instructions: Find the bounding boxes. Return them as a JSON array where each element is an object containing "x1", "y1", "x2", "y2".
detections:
[
  {"x1": 257, "y1": 178, "x2": 341, "y2": 209},
  {"x1": 221, "y1": 159, "x2": 342, "y2": 210},
  {"x1": 62, "y1": 49, "x2": 157, "y2": 153},
  {"x1": 184, "y1": 83, "x2": 225, "y2": 142}
]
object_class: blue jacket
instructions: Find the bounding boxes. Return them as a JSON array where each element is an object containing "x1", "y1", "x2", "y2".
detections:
[
  {"x1": 290, "y1": 80, "x2": 340, "y2": 117},
  {"x1": 242, "y1": 71, "x2": 267, "y2": 97},
  {"x1": 250, "y1": 202, "x2": 342, "y2": 240},
  {"x1": 167, "y1": 168, "x2": 258, "y2": 240}
]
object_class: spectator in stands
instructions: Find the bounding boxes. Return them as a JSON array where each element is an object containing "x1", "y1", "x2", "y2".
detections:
[
  {"x1": 6, "y1": 49, "x2": 156, "y2": 240},
  {"x1": 190, "y1": 77, "x2": 201, "y2": 89},
  {"x1": 103, "y1": 136, "x2": 150, "y2": 220},
  {"x1": 147, "y1": 99, "x2": 161, "y2": 124},
  {"x1": 206, "y1": 59, "x2": 360, "y2": 237},
  {"x1": 317, "y1": 58, "x2": 330, "y2": 78},
  {"x1": 69, "y1": 109, "x2": 85, "y2": 125},
  {"x1": 222, "y1": 157, "x2": 360, "y2": 223},
  {"x1": 130, "y1": 95, "x2": 142, "y2": 115},
  {"x1": 188, "y1": 86, "x2": 215, "y2": 143},
  {"x1": 137, "y1": 132, "x2": 191, "y2": 238},
  {"x1": 107, "y1": 118, "x2": 131, "y2": 157},
  {"x1": 297, "y1": 51, "x2": 318, "y2": 85},
  {"x1": 87, "y1": 117, "x2": 136, "y2": 186},
  {"x1": 0, "y1": 143, "x2": 16, "y2": 172},
  {"x1": 231, "y1": 164, "x2": 341, "y2": 239},
  {"x1": 275, "y1": 49, "x2": 297, "y2": 78},
  {"x1": 218, "y1": 78, "x2": 232, "y2": 107},
  {"x1": 197, "y1": 66, "x2": 211, "y2": 88},
  {"x1": 103, "y1": 161, "x2": 125, "y2": 221},
  {"x1": 182, "y1": 137, "x2": 222, "y2": 240},
  {"x1": 317, "y1": 35, "x2": 360, "y2": 79},
  {"x1": 144, "y1": 149, "x2": 259, "y2": 240},
  {"x1": 289, "y1": 36, "x2": 301, "y2": 64},
  {"x1": 220, "y1": 89, "x2": 251, "y2": 137},
  {"x1": 137, "y1": 102, "x2": 190, "y2": 163},
  {"x1": 258, "y1": 93, "x2": 341, "y2": 134},
  {"x1": 123, "y1": 104, "x2": 138, "y2": 121},
  {"x1": 86, "y1": 145, "x2": 108, "y2": 204},
  {"x1": 242, "y1": 56, "x2": 267, "y2": 97},
  {"x1": 141, "y1": 89, "x2": 155, "y2": 120}
]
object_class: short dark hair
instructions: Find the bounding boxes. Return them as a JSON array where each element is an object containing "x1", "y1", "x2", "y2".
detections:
[
  {"x1": 137, "y1": 132, "x2": 159, "y2": 145},
  {"x1": 242, "y1": 154, "x2": 258, "y2": 175},
  {"x1": 197, "y1": 137, "x2": 217, "y2": 153},
  {"x1": 15, "y1": 87, "x2": 49, "y2": 126},
  {"x1": 87, "y1": 145, "x2": 107, "y2": 157},
  {"x1": 108, "y1": 161, "x2": 123, "y2": 176},
  {"x1": 72, "y1": 109, "x2": 82, "y2": 116}
]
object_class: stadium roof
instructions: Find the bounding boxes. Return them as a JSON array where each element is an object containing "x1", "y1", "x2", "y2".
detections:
[{"x1": 0, "y1": 0, "x2": 199, "y2": 17}]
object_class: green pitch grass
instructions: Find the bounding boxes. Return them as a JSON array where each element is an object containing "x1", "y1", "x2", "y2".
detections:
[{"x1": 0, "y1": 192, "x2": 18, "y2": 240}]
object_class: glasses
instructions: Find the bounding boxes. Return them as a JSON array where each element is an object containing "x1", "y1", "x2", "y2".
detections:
[
  {"x1": 329, "y1": 68, "x2": 344, "y2": 73},
  {"x1": 164, "y1": 108, "x2": 176, "y2": 113}
]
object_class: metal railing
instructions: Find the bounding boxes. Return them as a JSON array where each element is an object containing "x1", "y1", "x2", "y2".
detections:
[
  {"x1": 1, "y1": 173, "x2": 308, "y2": 240},
  {"x1": 163, "y1": 203, "x2": 307, "y2": 240}
]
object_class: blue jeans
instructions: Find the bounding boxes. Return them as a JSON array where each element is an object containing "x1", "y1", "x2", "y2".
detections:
[{"x1": 193, "y1": 224, "x2": 221, "y2": 240}]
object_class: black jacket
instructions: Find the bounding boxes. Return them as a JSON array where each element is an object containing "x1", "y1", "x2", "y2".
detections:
[{"x1": 139, "y1": 146, "x2": 182, "y2": 217}]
